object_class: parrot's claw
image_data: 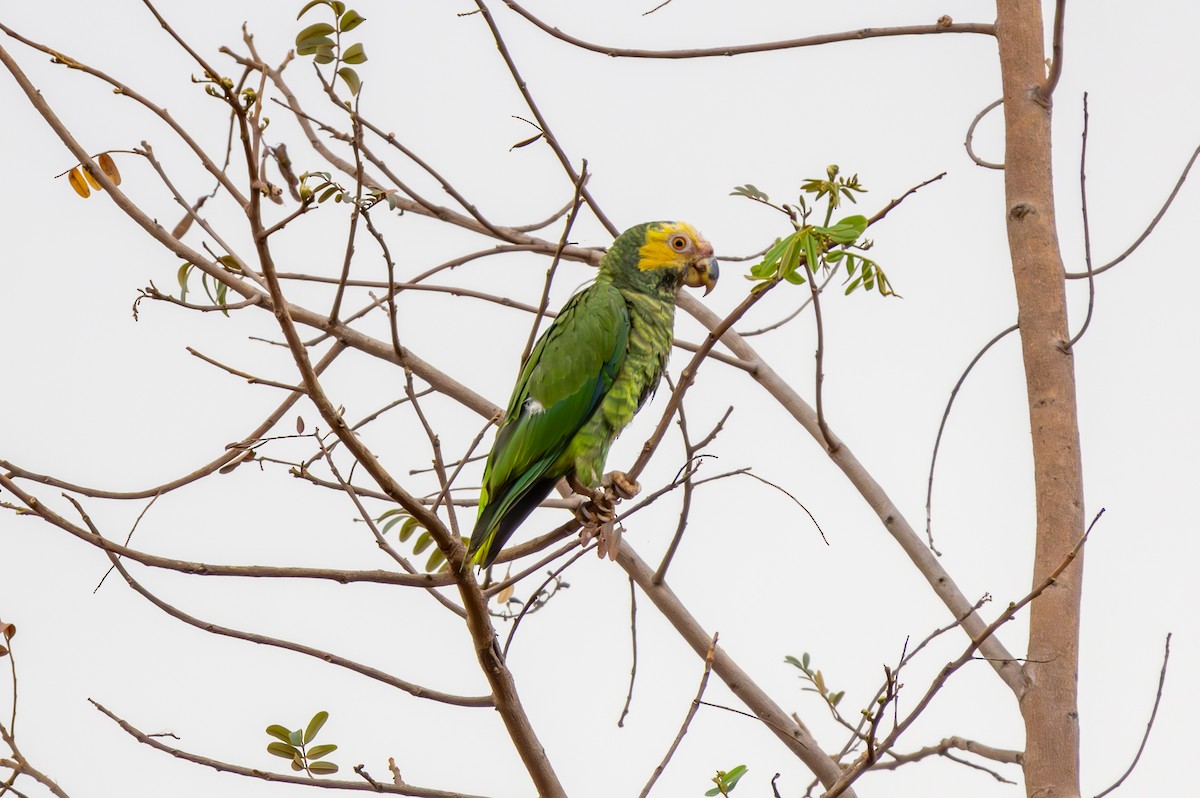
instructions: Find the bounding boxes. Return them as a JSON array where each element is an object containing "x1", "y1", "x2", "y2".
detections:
[
  {"x1": 576, "y1": 493, "x2": 616, "y2": 527},
  {"x1": 603, "y1": 471, "x2": 641, "y2": 501}
]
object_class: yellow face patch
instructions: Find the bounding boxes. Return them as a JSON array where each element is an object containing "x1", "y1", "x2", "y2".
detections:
[{"x1": 637, "y1": 222, "x2": 711, "y2": 272}]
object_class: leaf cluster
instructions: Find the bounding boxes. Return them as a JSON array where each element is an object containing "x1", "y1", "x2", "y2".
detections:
[
  {"x1": 378, "y1": 509, "x2": 446, "y2": 572},
  {"x1": 784, "y1": 652, "x2": 846, "y2": 711},
  {"x1": 296, "y1": 0, "x2": 368, "y2": 96},
  {"x1": 298, "y1": 171, "x2": 398, "y2": 211},
  {"x1": 705, "y1": 764, "x2": 748, "y2": 797},
  {"x1": 177, "y1": 255, "x2": 240, "y2": 316},
  {"x1": 734, "y1": 167, "x2": 897, "y2": 297},
  {"x1": 265, "y1": 710, "x2": 339, "y2": 777},
  {"x1": 63, "y1": 153, "x2": 121, "y2": 199}
]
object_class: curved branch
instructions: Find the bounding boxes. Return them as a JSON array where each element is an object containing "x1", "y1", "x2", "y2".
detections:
[
  {"x1": 925, "y1": 324, "x2": 1020, "y2": 553},
  {"x1": 1065, "y1": 141, "x2": 1200, "y2": 279},
  {"x1": 90, "y1": 700, "x2": 495, "y2": 797},
  {"x1": 473, "y1": 0, "x2": 618, "y2": 236},
  {"x1": 618, "y1": 545, "x2": 853, "y2": 795},
  {"x1": 501, "y1": 2, "x2": 994, "y2": 59},
  {"x1": 675, "y1": 292, "x2": 1027, "y2": 697},
  {"x1": 0, "y1": 473, "x2": 457, "y2": 588},
  {"x1": 964, "y1": 98, "x2": 1004, "y2": 170},
  {"x1": 0, "y1": 344, "x2": 344, "y2": 500},
  {"x1": 96, "y1": 545, "x2": 489, "y2": 707}
]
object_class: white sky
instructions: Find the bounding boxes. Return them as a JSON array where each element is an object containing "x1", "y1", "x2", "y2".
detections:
[{"x1": 1, "y1": 2, "x2": 1197, "y2": 797}]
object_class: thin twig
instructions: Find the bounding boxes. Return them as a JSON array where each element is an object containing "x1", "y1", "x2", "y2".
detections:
[
  {"x1": 186, "y1": 347, "x2": 303, "y2": 391},
  {"x1": 1066, "y1": 142, "x2": 1200, "y2": 278},
  {"x1": 519, "y1": 161, "x2": 588, "y2": 367},
  {"x1": 473, "y1": 0, "x2": 618, "y2": 236},
  {"x1": 501, "y1": 547, "x2": 592, "y2": 658},
  {"x1": 501, "y1": 2, "x2": 994, "y2": 59},
  {"x1": 628, "y1": 281, "x2": 778, "y2": 482},
  {"x1": 1068, "y1": 93, "x2": 1096, "y2": 349},
  {"x1": 1040, "y1": 0, "x2": 1068, "y2": 100},
  {"x1": 964, "y1": 98, "x2": 1004, "y2": 170},
  {"x1": 617, "y1": 575, "x2": 638, "y2": 727},
  {"x1": 637, "y1": 634, "x2": 719, "y2": 798},
  {"x1": 867, "y1": 172, "x2": 948, "y2": 226},
  {"x1": 0, "y1": 720, "x2": 71, "y2": 798},
  {"x1": 925, "y1": 324, "x2": 1019, "y2": 553},
  {"x1": 821, "y1": 509, "x2": 1104, "y2": 798},
  {"x1": 808, "y1": 269, "x2": 836, "y2": 451},
  {"x1": 93, "y1": 492, "x2": 161, "y2": 593},
  {"x1": 1093, "y1": 633, "x2": 1172, "y2": 798},
  {"x1": 89, "y1": 700, "x2": 492, "y2": 798}
]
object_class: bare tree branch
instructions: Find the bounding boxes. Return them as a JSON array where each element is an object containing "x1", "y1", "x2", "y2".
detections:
[
  {"x1": 925, "y1": 324, "x2": 1020, "y2": 553},
  {"x1": 500, "y1": 2, "x2": 994, "y2": 59},
  {"x1": 1093, "y1": 634, "x2": 1172, "y2": 798},
  {"x1": 637, "y1": 634, "x2": 719, "y2": 798},
  {"x1": 89, "y1": 700, "x2": 493, "y2": 798}
]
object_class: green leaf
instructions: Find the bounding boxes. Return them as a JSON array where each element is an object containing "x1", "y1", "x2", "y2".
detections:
[
  {"x1": 291, "y1": 756, "x2": 304, "y2": 771},
  {"x1": 308, "y1": 761, "x2": 339, "y2": 775},
  {"x1": 318, "y1": 186, "x2": 339, "y2": 203},
  {"x1": 759, "y1": 235, "x2": 791, "y2": 269},
  {"x1": 201, "y1": 273, "x2": 218, "y2": 306},
  {"x1": 342, "y1": 42, "x2": 367, "y2": 64},
  {"x1": 296, "y1": 22, "x2": 335, "y2": 45},
  {"x1": 297, "y1": 0, "x2": 329, "y2": 20},
  {"x1": 723, "y1": 765, "x2": 748, "y2": 792},
  {"x1": 803, "y1": 232, "x2": 820, "y2": 275},
  {"x1": 748, "y1": 260, "x2": 774, "y2": 279},
  {"x1": 296, "y1": 37, "x2": 335, "y2": 55},
  {"x1": 313, "y1": 47, "x2": 337, "y2": 65},
  {"x1": 845, "y1": 276, "x2": 863, "y2": 295},
  {"x1": 288, "y1": 728, "x2": 303, "y2": 747},
  {"x1": 177, "y1": 263, "x2": 192, "y2": 301},
  {"x1": 730, "y1": 183, "x2": 769, "y2": 202},
  {"x1": 330, "y1": 1, "x2": 345, "y2": 15},
  {"x1": 782, "y1": 268, "x2": 806, "y2": 285},
  {"x1": 267, "y1": 741, "x2": 299, "y2": 759},
  {"x1": 304, "y1": 711, "x2": 328, "y2": 744},
  {"x1": 215, "y1": 280, "x2": 229, "y2": 317},
  {"x1": 379, "y1": 510, "x2": 408, "y2": 535},
  {"x1": 307, "y1": 743, "x2": 338, "y2": 760},
  {"x1": 266, "y1": 725, "x2": 293, "y2": 744},
  {"x1": 337, "y1": 66, "x2": 361, "y2": 95},
  {"x1": 830, "y1": 690, "x2": 845, "y2": 706},
  {"x1": 802, "y1": 652, "x2": 810, "y2": 670},
  {"x1": 823, "y1": 214, "x2": 869, "y2": 244},
  {"x1": 425, "y1": 547, "x2": 446, "y2": 573},
  {"x1": 339, "y1": 9, "x2": 365, "y2": 31},
  {"x1": 398, "y1": 517, "x2": 421, "y2": 543},
  {"x1": 412, "y1": 530, "x2": 433, "y2": 556}
]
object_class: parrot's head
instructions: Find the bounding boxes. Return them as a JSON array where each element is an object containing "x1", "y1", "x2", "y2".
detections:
[{"x1": 604, "y1": 221, "x2": 719, "y2": 297}]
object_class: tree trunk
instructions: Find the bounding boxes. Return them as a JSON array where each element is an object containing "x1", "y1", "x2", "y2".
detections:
[{"x1": 996, "y1": 3, "x2": 1086, "y2": 797}]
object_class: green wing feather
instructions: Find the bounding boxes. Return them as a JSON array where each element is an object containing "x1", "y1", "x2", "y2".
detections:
[{"x1": 468, "y1": 283, "x2": 630, "y2": 567}]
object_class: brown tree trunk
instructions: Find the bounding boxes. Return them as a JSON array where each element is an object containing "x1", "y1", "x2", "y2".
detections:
[{"x1": 996, "y1": 3, "x2": 1086, "y2": 798}]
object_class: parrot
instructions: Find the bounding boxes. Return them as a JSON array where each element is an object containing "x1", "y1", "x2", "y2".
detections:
[{"x1": 467, "y1": 221, "x2": 719, "y2": 569}]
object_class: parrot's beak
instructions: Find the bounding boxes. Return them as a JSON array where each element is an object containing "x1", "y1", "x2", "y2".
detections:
[{"x1": 684, "y1": 257, "x2": 719, "y2": 295}]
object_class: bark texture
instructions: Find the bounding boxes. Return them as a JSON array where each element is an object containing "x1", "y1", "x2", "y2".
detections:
[{"x1": 996, "y1": 3, "x2": 1086, "y2": 797}]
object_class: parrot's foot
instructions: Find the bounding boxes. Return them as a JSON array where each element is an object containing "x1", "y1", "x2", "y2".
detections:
[
  {"x1": 568, "y1": 472, "x2": 638, "y2": 561},
  {"x1": 602, "y1": 471, "x2": 641, "y2": 500}
]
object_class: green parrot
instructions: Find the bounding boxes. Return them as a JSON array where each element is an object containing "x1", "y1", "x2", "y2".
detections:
[{"x1": 467, "y1": 221, "x2": 718, "y2": 568}]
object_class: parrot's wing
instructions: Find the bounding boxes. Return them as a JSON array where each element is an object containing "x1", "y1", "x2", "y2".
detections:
[{"x1": 470, "y1": 284, "x2": 629, "y2": 565}]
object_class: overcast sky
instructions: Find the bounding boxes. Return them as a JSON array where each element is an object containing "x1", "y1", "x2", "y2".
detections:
[{"x1": 1, "y1": 2, "x2": 1197, "y2": 797}]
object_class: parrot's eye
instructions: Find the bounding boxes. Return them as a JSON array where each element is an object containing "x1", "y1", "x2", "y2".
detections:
[{"x1": 670, "y1": 235, "x2": 689, "y2": 251}]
